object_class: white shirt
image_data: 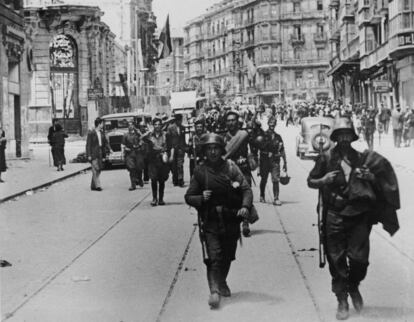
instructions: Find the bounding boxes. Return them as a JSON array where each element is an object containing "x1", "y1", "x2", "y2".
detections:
[{"x1": 96, "y1": 130, "x2": 102, "y2": 147}]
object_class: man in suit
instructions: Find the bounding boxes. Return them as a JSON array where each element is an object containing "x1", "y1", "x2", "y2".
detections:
[
  {"x1": 86, "y1": 117, "x2": 109, "y2": 191},
  {"x1": 166, "y1": 113, "x2": 187, "y2": 187}
]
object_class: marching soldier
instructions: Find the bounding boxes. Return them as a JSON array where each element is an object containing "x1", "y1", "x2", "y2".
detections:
[
  {"x1": 223, "y1": 110, "x2": 256, "y2": 237},
  {"x1": 122, "y1": 121, "x2": 145, "y2": 190},
  {"x1": 185, "y1": 133, "x2": 253, "y2": 309},
  {"x1": 189, "y1": 117, "x2": 207, "y2": 177},
  {"x1": 307, "y1": 117, "x2": 400, "y2": 320},
  {"x1": 258, "y1": 117, "x2": 287, "y2": 205},
  {"x1": 166, "y1": 113, "x2": 187, "y2": 187},
  {"x1": 138, "y1": 121, "x2": 150, "y2": 183}
]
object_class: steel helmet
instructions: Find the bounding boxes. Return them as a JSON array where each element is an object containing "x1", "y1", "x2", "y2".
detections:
[
  {"x1": 280, "y1": 172, "x2": 291, "y2": 185},
  {"x1": 200, "y1": 133, "x2": 225, "y2": 150},
  {"x1": 330, "y1": 117, "x2": 358, "y2": 142}
]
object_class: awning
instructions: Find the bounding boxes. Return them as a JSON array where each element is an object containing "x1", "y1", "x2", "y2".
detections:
[{"x1": 327, "y1": 61, "x2": 360, "y2": 76}]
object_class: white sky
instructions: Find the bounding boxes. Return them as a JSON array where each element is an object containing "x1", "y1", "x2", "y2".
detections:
[{"x1": 152, "y1": 0, "x2": 219, "y2": 35}]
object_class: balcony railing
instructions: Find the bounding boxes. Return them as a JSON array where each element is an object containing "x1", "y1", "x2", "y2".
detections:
[
  {"x1": 280, "y1": 11, "x2": 327, "y2": 21},
  {"x1": 360, "y1": 41, "x2": 389, "y2": 70},
  {"x1": 283, "y1": 57, "x2": 329, "y2": 65},
  {"x1": 314, "y1": 33, "x2": 327, "y2": 43},
  {"x1": 290, "y1": 34, "x2": 305, "y2": 45}
]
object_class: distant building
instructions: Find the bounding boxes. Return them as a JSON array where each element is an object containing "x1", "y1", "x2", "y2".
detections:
[
  {"x1": 183, "y1": 0, "x2": 332, "y2": 105},
  {"x1": 24, "y1": 4, "x2": 127, "y2": 138},
  {"x1": 0, "y1": 0, "x2": 30, "y2": 158},
  {"x1": 328, "y1": 0, "x2": 414, "y2": 110},
  {"x1": 155, "y1": 35, "x2": 185, "y2": 97}
]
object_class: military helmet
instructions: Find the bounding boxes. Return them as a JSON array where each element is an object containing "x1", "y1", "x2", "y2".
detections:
[
  {"x1": 330, "y1": 117, "x2": 358, "y2": 142},
  {"x1": 200, "y1": 133, "x2": 225, "y2": 148},
  {"x1": 280, "y1": 172, "x2": 291, "y2": 185},
  {"x1": 226, "y1": 109, "x2": 240, "y2": 119}
]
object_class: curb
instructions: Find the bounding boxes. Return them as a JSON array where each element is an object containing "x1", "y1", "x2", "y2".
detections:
[{"x1": 0, "y1": 166, "x2": 92, "y2": 204}]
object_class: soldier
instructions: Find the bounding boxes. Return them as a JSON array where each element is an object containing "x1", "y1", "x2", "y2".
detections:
[
  {"x1": 307, "y1": 117, "x2": 400, "y2": 320},
  {"x1": 189, "y1": 117, "x2": 207, "y2": 177},
  {"x1": 166, "y1": 113, "x2": 187, "y2": 187},
  {"x1": 138, "y1": 121, "x2": 150, "y2": 183},
  {"x1": 122, "y1": 121, "x2": 144, "y2": 190},
  {"x1": 184, "y1": 133, "x2": 253, "y2": 309},
  {"x1": 144, "y1": 118, "x2": 170, "y2": 206},
  {"x1": 258, "y1": 117, "x2": 287, "y2": 205},
  {"x1": 223, "y1": 110, "x2": 255, "y2": 237}
]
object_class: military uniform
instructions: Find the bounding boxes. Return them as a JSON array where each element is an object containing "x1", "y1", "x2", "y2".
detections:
[
  {"x1": 361, "y1": 109, "x2": 377, "y2": 150},
  {"x1": 189, "y1": 132, "x2": 205, "y2": 177},
  {"x1": 122, "y1": 130, "x2": 145, "y2": 189},
  {"x1": 185, "y1": 137, "x2": 253, "y2": 308},
  {"x1": 258, "y1": 129, "x2": 286, "y2": 203},
  {"x1": 307, "y1": 117, "x2": 400, "y2": 320}
]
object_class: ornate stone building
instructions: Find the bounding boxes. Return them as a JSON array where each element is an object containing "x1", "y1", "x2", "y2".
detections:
[
  {"x1": 155, "y1": 35, "x2": 185, "y2": 96},
  {"x1": 24, "y1": 4, "x2": 127, "y2": 139},
  {"x1": 0, "y1": 0, "x2": 30, "y2": 158},
  {"x1": 184, "y1": 0, "x2": 332, "y2": 105},
  {"x1": 329, "y1": 0, "x2": 414, "y2": 110}
]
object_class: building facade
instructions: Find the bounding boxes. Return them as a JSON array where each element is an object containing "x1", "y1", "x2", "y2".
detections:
[
  {"x1": 0, "y1": 0, "x2": 31, "y2": 158},
  {"x1": 329, "y1": 0, "x2": 414, "y2": 110},
  {"x1": 23, "y1": 4, "x2": 128, "y2": 139},
  {"x1": 183, "y1": 0, "x2": 332, "y2": 105},
  {"x1": 155, "y1": 35, "x2": 185, "y2": 96}
]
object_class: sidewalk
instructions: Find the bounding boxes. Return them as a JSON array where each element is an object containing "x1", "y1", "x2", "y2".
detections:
[{"x1": 0, "y1": 141, "x2": 90, "y2": 203}]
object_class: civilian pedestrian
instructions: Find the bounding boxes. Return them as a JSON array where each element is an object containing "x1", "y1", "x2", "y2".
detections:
[
  {"x1": 0, "y1": 124, "x2": 7, "y2": 182},
  {"x1": 51, "y1": 123, "x2": 68, "y2": 171},
  {"x1": 391, "y1": 105, "x2": 403, "y2": 147},
  {"x1": 86, "y1": 117, "x2": 109, "y2": 191}
]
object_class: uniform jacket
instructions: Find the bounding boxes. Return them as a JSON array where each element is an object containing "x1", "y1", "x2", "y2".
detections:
[
  {"x1": 259, "y1": 130, "x2": 285, "y2": 163},
  {"x1": 391, "y1": 110, "x2": 403, "y2": 130},
  {"x1": 185, "y1": 159, "x2": 253, "y2": 213},
  {"x1": 86, "y1": 129, "x2": 109, "y2": 161}
]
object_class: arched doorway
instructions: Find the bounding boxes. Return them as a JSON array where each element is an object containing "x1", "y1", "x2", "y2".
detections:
[{"x1": 49, "y1": 34, "x2": 78, "y2": 130}]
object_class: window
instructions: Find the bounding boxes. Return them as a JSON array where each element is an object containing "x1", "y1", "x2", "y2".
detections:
[
  {"x1": 403, "y1": 0, "x2": 410, "y2": 10},
  {"x1": 271, "y1": 4, "x2": 277, "y2": 17},
  {"x1": 318, "y1": 71, "x2": 325, "y2": 85},
  {"x1": 293, "y1": 2, "x2": 300, "y2": 12},
  {"x1": 294, "y1": 48, "x2": 301, "y2": 59},
  {"x1": 271, "y1": 24, "x2": 278, "y2": 40},
  {"x1": 317, "y1": 0, "x2": 323, "y2": 10},
  {"x1": 294, "y1": 25, "x2": 302, "y2": 39},
  {"x1": 166, "y1": 78, "x2": 170, "y2": 83},
  {"x1": 295, "y1": 71, "x2": 303, "y2": 86},
  {"x1": 262, "y1": 47, "x2": 270, "y2": 62},
  {"x1": 317, "y1": 24, "x2": 324, "y2": 36},
  {"x1": 402, "y1": 13, "x2": 411, "y2": 28},
  {"x1": 317, "y1": 48, "x2": 325, "y2": 58}
]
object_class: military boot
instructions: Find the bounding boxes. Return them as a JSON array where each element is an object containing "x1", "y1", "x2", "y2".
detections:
[
  {"x1": 208, "y1": 292, "x2": 220, "y2": 309},
  {"x1": 219, "y1": 262, "x2": 231, "y2": 297},
  {"x1": 336, "y1": 294, "x2": 349, "y2": 320},
  {"x1": 207, "y1": 267, "x2": 221, "y2": 309},
  {"x1": 349, "y1": 287, "x2": 363, "y2": 313}
]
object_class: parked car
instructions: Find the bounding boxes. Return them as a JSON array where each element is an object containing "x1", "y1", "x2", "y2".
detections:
[
  {"x1": 101, "y1": 112, "x2": 152, "y2": 167},
  {"x1": 296, "y1": 116, "x2": 334, "y2": 159}
]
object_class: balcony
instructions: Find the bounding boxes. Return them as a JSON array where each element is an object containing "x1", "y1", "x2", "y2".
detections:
[
  {"x1": 342, "y1": 3, "x2": 355, "y2": 22},
  {"x1": 369, "y1": 8, "x2": 382, "y2": 25},
  {"x1": 360, "y1": 42, "x2": 389, "y2": 71},
  {"x1": 243, "y1": 39, "x2": 255, "y2": 48},
  {"x1": 389, "y1": 32, "x2": 414, "y2": 59},
  {"x1": 314, "y1": 33, "x2": 327, "y2": 44},
  {"x1": 290, "y1": 34, "x2": 305, "y2": 46},
  {"x1": 280, "y1": 11, "x2": 327, "y2": 21},
  {"x1": 283, "y1": 57, "x2": 329, "y2": 66},
  {"x1": 358, "y1": 8, "x2": 371, "y2": 26}
]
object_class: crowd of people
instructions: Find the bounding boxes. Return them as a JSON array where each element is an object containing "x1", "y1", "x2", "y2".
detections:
[{"x1": 54, "y1": 97, "x2": 402, "y2": 321}]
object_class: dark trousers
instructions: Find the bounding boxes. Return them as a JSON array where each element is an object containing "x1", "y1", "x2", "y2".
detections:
[
  {"x1": 364, "y1": 131, "x2": 374, "y2": 150},
  {"x1": 326, "y1": 212, "x2": 371, "y2": 296},
  {"x1": 91, "y1": 159, "x2": 102, "y2": 189},
  {"x1": 393, "y1": 129, "x2": 402, "y2": 147},
  {"x1": 125, "y1": 151, "x2": 144, "y2": 188},
  {"x1": 172, "y1": 149, "x2": 185, "y2": 185},
  {"x1": 143, "y1": 158, "x2": 149, "y2": 182},
  {"x1": 204, "y1": 220, "x2": 239, "y2": 293},
  {"x1": 151, "y1": 180, "x2": 165, "y2": 201}
]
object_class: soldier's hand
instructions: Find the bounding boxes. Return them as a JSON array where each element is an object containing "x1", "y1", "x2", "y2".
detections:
[
  {"x1": 283, "y1": 164, "x2": 287, "y2": 172},
  {"x1": 169, "y1": 155, "x2": 174, "y2": 163},
  {"x1": 203, "y1": 190, "x2": 212, "y2": 202},
  {"x1": 322, "y1": 170, "x2": 339, "y2": 185},
  {"x1": 88, "y1": 156, "x2": 92, "y2": 162},
  {"x1": 237, "y1": 207, "x2": 250, "y2": 219}
]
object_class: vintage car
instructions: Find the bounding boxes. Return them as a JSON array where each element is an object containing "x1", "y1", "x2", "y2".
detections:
[
  {"x1": 296, "y1": 116, "x2": 335, "y2": 159},
  {"x1": 101, "y1": 112, "x2": 152, "y2": 167}
]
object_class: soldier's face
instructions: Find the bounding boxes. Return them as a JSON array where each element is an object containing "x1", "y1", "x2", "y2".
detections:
[
  {"x1": 128, "y1": 122, "x2": 134, "y2": 132},
  {"x1": 337, "y1": 132, "x2": 353, "y2": 147},
  {"x1": 195, "y1": 124, "x2": 204, "y2": 134},
  {"x1": 153, "y1": 122, "x2": 162, "y2": 132},
  {"x1": 226, "y1": 115, "x2": 238, "y2": 131},
  {"x1": 205, "y1": 144, "x2": 222, "y2": 163},
  {"x1": 268, "y1": 121, "x2": 276, "y2": 131}
]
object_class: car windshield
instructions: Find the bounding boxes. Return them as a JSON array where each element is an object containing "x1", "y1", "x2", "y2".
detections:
[
  {"x1": 104, "y1": 117, "x2": 134, "y2": 131},
  {"x1": 310, "y1": 124, "x2": 331, "y2": 131}
]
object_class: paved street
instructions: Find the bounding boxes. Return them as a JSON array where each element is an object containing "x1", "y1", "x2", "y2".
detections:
[{"x1": 1, "y1": 125, "x2": 414, "y2": 322}]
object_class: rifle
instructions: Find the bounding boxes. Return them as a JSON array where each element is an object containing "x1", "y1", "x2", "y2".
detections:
[
  {"x1": 317, "y1": 123, "x2": 326, "y2": 268},
  {"x1": 198, "y1": 167, "x2": 210, "y2": 265}
]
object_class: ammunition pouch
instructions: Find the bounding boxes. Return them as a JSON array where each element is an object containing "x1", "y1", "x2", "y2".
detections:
[{"x1": 326, "y1": 192, "x2": 348, "y2": 211}]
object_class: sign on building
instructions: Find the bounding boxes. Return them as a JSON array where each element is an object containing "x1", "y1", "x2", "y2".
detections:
[{"x1": 87, "y1": 88, "x2": 104, "y2": 100}]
